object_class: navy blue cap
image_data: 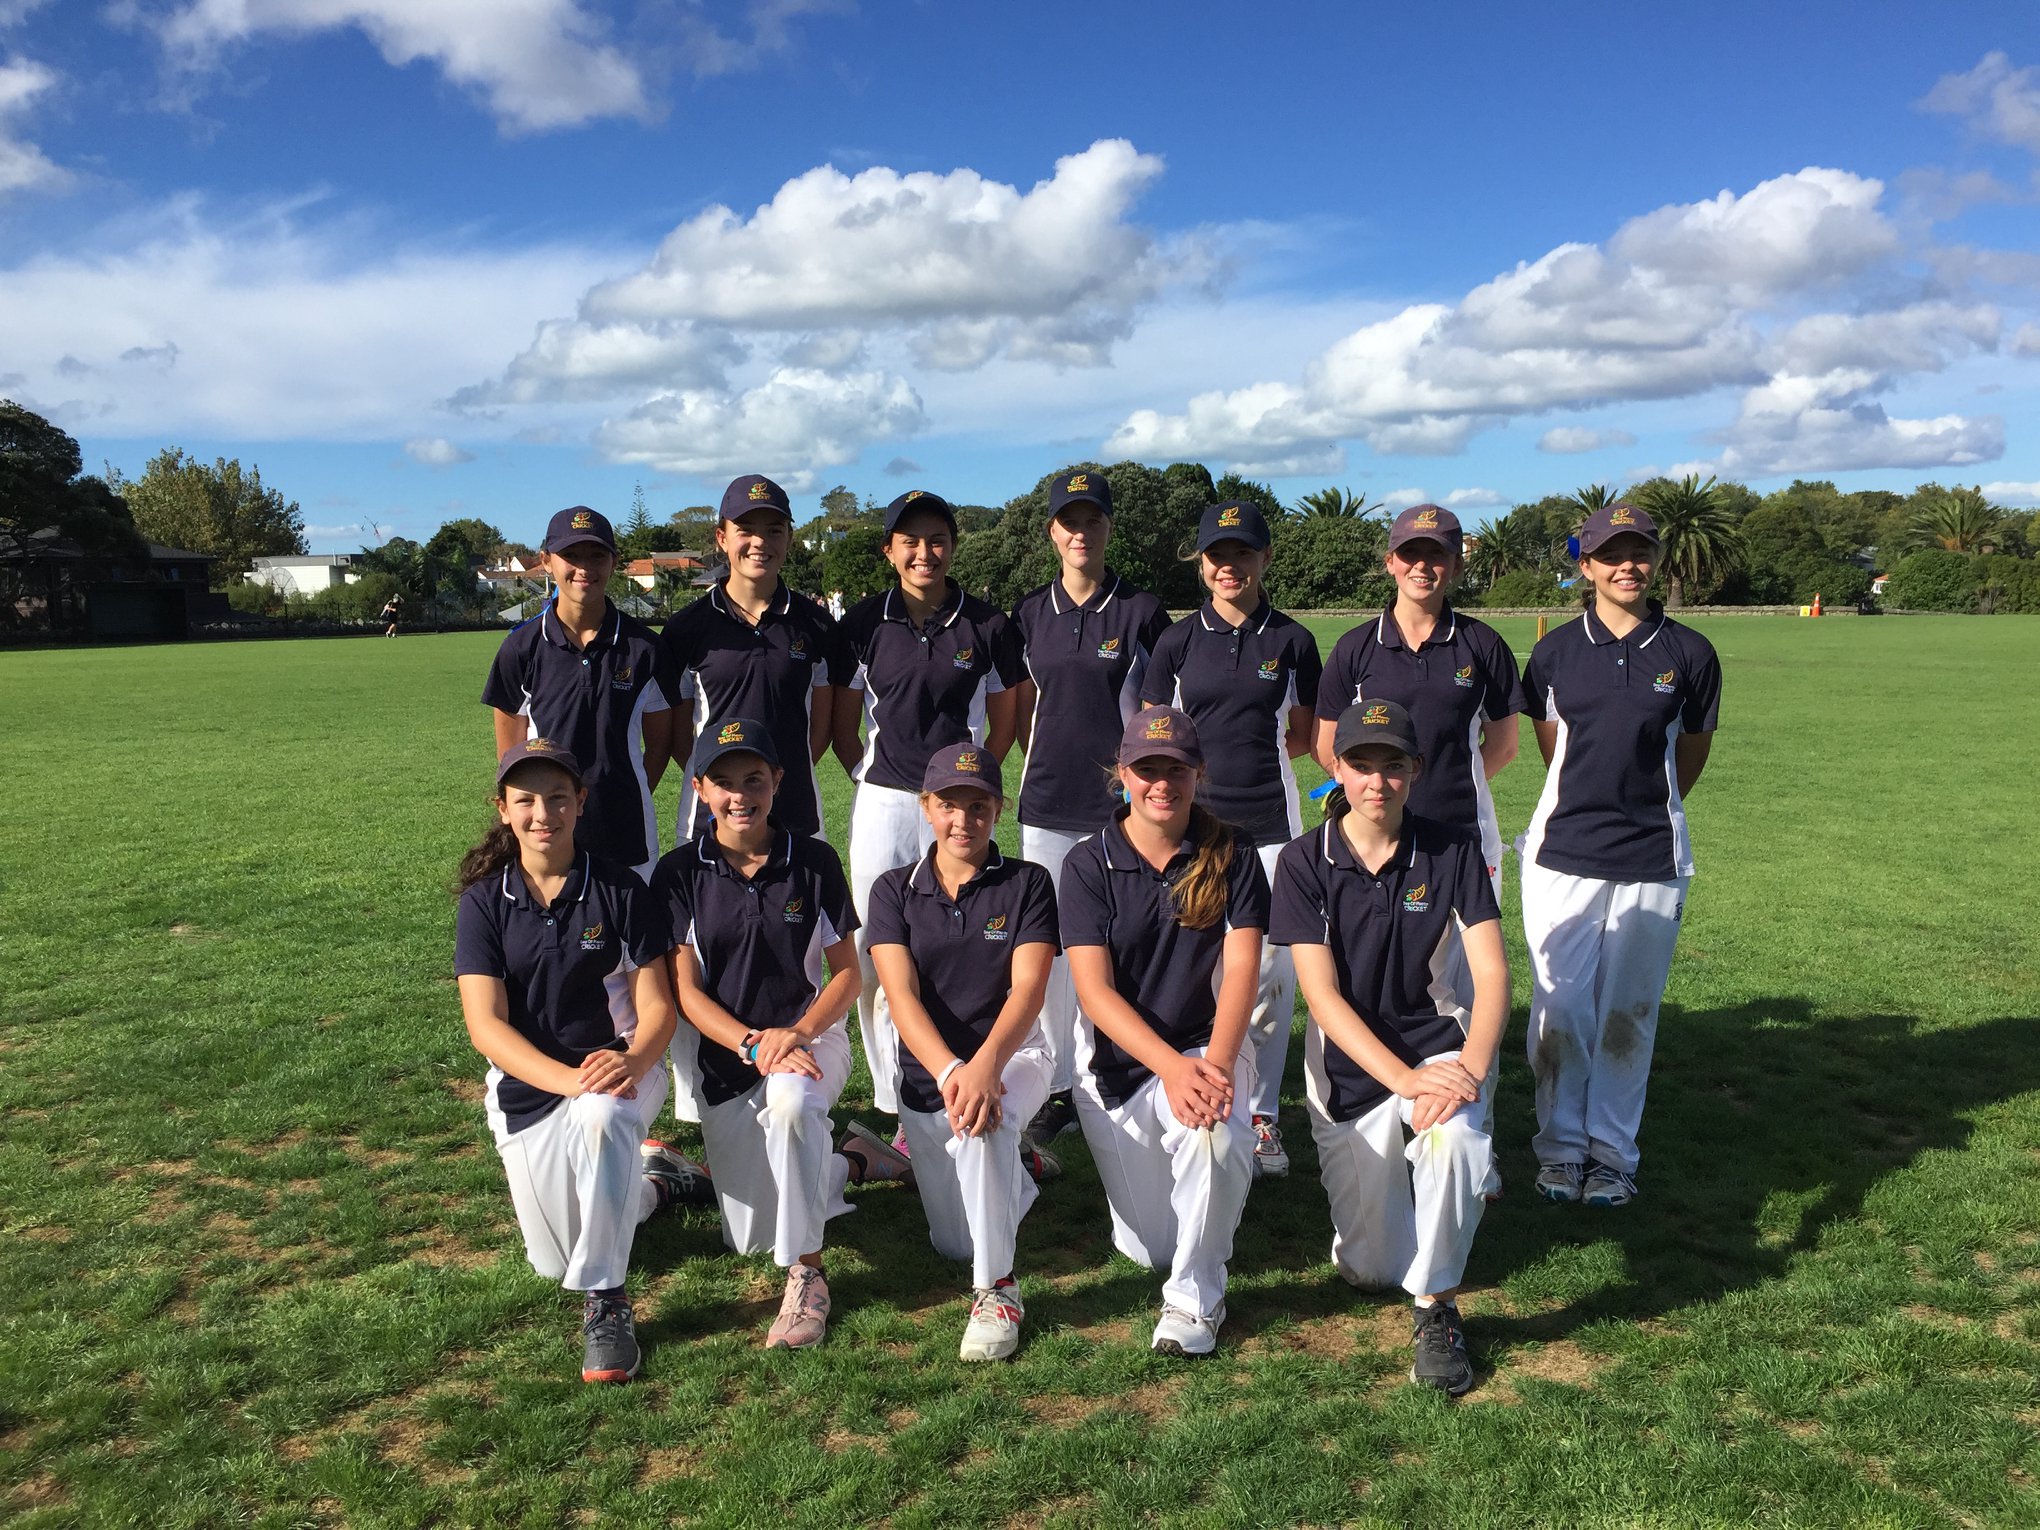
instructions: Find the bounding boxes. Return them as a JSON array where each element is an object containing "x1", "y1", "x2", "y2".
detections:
[
  {"x1": 1387, "y1": 503, "x2": 1464, "y2": 554},
  {"x1": 1118, "y1": 706, "x2": 1204, "y2": 767},
  {"x1": 720, "y1": 474, "x2": 793, "y2": 522},
  {"x1": 920, "y1": 741, "x2": 1004, "y2": 798},
  {"x1": 542, "y1": 505, "x2": 617, "y2": 554},
  {"x1": 1196, "y1": 500, "x2": 1271, "y2": 552},
  {"x1": 883, "y1": 489, "x2": 957, "y2": 535},
  {"x1": 1332, "y1": 699, "x2": 1422, "y2": 761},
  {"x1": 1049, "y1": 469, "x2": 1113, "y2": 519},
  {"x1": 1577, "y1": 502, "x2": 1661, "y2": 558},
  {"x1": 497, "y1": 736, "x2": 584, "y2": 787},
  {"x1": 688, "y1": 716, "x2": 783, "y2": 779}
]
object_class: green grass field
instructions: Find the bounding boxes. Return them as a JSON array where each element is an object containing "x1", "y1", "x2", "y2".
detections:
[{"x1": 4, "y1": 614, "x2": 2039, "y2": 1528}]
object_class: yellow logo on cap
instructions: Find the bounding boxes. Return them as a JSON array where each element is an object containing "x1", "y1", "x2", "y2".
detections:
[
  {"x1": 1216, "y1": 506, "x2": 1242, "y2": 528},
  {"x1": 1413, "y1": 509, "x2": 1438, "y2": 529},
  {"x1": 748, "y1": 479, "x2": 772, "y2": 501},
  {"x1": 1067, "y1": 473, "x2": 1089, "y2": 491},
  {"x1": 526, "y1": 737, "x2": 557, "y2": 752},
  {"x1": 904, "y1": 489, "x2": 925, "y2": 502},
  {"x1": 1610, "y1": 506, "x2": 1635, "y2": 526},
  {"x1": 1363, "y1": 704, "x2": 1391, "y2": 724},
  {"x1": 571, "y1": 510, "x2": 593, "y2": 530},
  {"x1": 717, "y1": 721, "x2": 745, "y2": 745},
  {"x1": 1145, "y1": 715, "x2": 1173, "y2": 740},
  {"x1": 955, "y1": 748, "x2": 979, "y2": 772}
]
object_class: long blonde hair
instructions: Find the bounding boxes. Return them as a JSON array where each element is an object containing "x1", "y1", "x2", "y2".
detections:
[{"x1": 1170, "y1": 805, "x2": 1235, "y2": 931}]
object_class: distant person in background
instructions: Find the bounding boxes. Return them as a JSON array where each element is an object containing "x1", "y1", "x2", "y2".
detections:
[
  {"x1": 1313, "y1": 504, "x2": 1524, "y2": 1193},
  {"x1": 1008, "y1": 469, "x2": 1171, "y2": 1153},
  {"x1": 1140, "y1": 501, "x2": 1322, "y2": 1181},
  {"x1": 654, "y1": 718, "x2": 906, "y2": 1350},
  {"x1": 1518, "y1": 502, "x2": 1721, "y2": 1210},
  {"x1": 866, "y1": 744, "x2": 1060, "y2": 1362},
  {"x1": 1272, "y1": 699, "x2": 1509, "y2": 1398},
  {"x1": 483, "y1": 507, "x2": 677, "y2": 881},
  {"x1": 660, "y1": 475, "x2": 841, "y2": 848},
  {"x1": 380, "y1": 592, "x2": 402, "y2": 637},
  {"x1": 453, "y1": 739, "x2": 693, "y2": 1385},
  {"x1": 836, "y1": 490, "x2": 1023, "y2": 1121},
  {"x1": 1061, "y1": 708, "x2": 1268, "y2": 1357}
]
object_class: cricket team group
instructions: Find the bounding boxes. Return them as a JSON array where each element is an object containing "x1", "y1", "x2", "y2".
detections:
[{"x1": 453, "y1": 468, "x2": 1720, "y2": 1396}]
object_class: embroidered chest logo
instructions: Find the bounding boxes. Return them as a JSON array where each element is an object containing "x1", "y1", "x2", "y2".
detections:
[
  {"x1": 787, "y1": 635, "x2": 808, "y2": 661},
  {"x1": 782, "y1": 897, "x2": 805, "y2": 924},
  {"x1": 1401, "y1": 884, "x2": 1430, "y2": 914},
  {"x1": 1096, "y1": 636, "x2": 1121, "y2": 659},
  {"x1": 580, "y1": 922, "x2": 606, "y2": 949},
  {"x1": 1454, "y1": 664, "x2": 1474, "y2": 689},
  {"x1": 983, "y1": 914, "x2": 1010, "y2": 942},
  {"x1": 612, "y1": 662, "x2": 634, "y2": 690},
  {"x1": 952, "y1": 645, "x2": 975, "y2": 671},
  {"x1": 1652, "y1": 669, "x2": 1676, "y2": 694},
  {"x1": 1256, "y1": 657, "x2": 1282, "y2": 681}
]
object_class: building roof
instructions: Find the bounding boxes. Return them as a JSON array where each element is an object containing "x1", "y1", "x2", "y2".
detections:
[
  {"x1": 145, "y1": 541, "x2": 215, "y2": 562},
  {"x1": 250, "y1": 553, "x2": 355, "y2": 568}
]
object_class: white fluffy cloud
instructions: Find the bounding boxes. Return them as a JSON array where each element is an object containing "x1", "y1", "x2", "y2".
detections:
[
  {"x1": 1444, "y1": 487, "x2": 1507, "y2": 509},
  {"x1": 1921, "y1": 52, "x2": 2040, "y2": 156},
  {"x1": 1539, "y1": 426, "x2": 1637, "y2": 454},
  {"x1": 150, "y1": 0, "x2": 649, "y2": 132},
  {"x1": 2010, "y1": 323, "x2": 2040, "y2": 357},
  {"x1": 0, "y1": 56, "x2": 64, "y2": 196},
  {"x1": 404, "y1": 435, "x2": 474, "y2": 467},
  {"x1": 592, "y1": 368, "x2": 925, "y2": 487},
  {"x1": 1107, "y1": 167, "x2": 2006, "y2": 480},
  {"x1": 1980, "y1": 480, "x2": 2040, "y2": 504}
]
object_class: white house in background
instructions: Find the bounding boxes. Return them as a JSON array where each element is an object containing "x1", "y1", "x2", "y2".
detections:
[{"x1": 248, "y1": 554, "x2": 361, "y2": 595}]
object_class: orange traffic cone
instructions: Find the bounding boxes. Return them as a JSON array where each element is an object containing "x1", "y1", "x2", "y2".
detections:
[{"x1": 1811, "y1": 592, "x2": 1823, "y2": 617}]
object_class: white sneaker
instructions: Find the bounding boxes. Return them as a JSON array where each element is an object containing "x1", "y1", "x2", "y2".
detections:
[
  {"x1": 1251, "y1": 1116, "x2": 1289, "y2": 1179},
  {"x1": 959, "y1": 1282, "x2": 1025, "y2": 1362},
  {"x1": 1534, "y1": 1161, "x2": 1585, "y2": 1204},
  {"x1": 1151, "y1": 1301, "x2": 1226, "y2": 1357},
  {"x1": 1583, "y1": 1161, "x2": 1639, "y2": 1207}
]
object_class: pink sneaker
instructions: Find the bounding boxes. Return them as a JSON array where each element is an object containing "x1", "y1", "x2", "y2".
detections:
[{"x1": 766, "y1": 1265, "x2": 830, "y2": 1349}]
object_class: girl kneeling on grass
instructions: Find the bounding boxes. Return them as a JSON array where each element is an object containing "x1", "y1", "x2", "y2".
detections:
[
  {"x1": 1270, "y1": 699, "x2": 1508, "y2": 1397},
  {"x1": 1059, "y1": 707, "x2": 1269, "y2": 1356},
  {"x1": 866, "y1": 743, "x2": 1060, "y2": 1362},
  {"x1": 453, "y1": 738, "x2": 688, "y2": 1385},
  {"x1": 650, "y1": 718, "x2": 908, "y2": 1351}
]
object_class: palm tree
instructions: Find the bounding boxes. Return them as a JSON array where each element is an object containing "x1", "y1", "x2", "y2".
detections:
[
  {"x1": 1465, "y1": 506, "x2": 1546, "y2": 588},
  {"x1": 1291, "y1": 486, "x2": 1381, "y2": 520},
  {"x1": 1636, "y1": 474, "x2": 1744, "y2": 608},
  {"x1": 1908, "y1": 487, "x2": 2001, "y2": 554},
  {"x1": 1569, "y1": 483, "x2": 1616, "y2": 519}
]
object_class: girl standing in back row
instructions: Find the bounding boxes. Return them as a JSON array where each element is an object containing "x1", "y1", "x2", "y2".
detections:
[
  {"x1": 1008, "y1": 468, "x2": 1171, "y2": 1149},
  {"x1": 1140, "y1": 500, "x2": 1322, "y2": 1180},
  {"x1": 1518, "y1": 503, "x2": 1721, "y2": 1209}
]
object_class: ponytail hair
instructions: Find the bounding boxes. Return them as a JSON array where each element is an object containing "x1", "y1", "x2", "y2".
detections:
[
  {"x1": 454, "y1": 818, "x2": 519, "y2": 895},
  {"x1": 1170, "y1": 805, "x2": 1235, "y2": 931},
  {"x1": 1319, "y1": 784, "x2": 1349, "y2": 820}
]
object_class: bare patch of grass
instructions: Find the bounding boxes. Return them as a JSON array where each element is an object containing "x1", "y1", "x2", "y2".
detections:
[{"x1": 638, "y1": 1445, "x2": 699, "y2": 1485}]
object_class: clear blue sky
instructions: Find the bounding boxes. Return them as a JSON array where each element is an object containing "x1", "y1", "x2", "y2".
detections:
[{"x1": 5, "y1": 1, "x2": 2039, "y2": 550}]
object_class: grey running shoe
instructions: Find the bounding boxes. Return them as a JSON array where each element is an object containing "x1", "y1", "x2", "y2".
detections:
[
  {"x1": 641, "y1": 1140, "x2": 716, "y2": 1210},
  {"x1": 1251, "y1": 1115, "x2": 1289, "y2": 1178},
  {"x1": 1583, "y1": 1161, "x2": 1639, "y2": 1207},
  {"x1": 1534, "y1": 1161, "x2": 1585, "y2": 1203},
  {"x1": 1020, "y1": 1142, "x2": 1062, "y2": 1184},
  {"x1": 1410, "y1": 1302, "x2": 1473, "y2": 1396},
  {"x1": 840, "y1": 1121, "x2": 913, "y2": 1184},
  {"x1": 581, "y1": 1296, "x2": 640, "y2": 1384}
]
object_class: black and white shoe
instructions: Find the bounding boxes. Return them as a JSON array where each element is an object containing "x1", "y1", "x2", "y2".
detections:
[
  {"x1": 1409, "y1": 1302, "x2": 1473, "y2": 1396},
  {"x1": 641, "y1": 1140, "x2": 716, "y2": 1210},
  {"x1": 1025, "y1": 1091, "x2": 1080, "y2": 1145},
  {"x1": 581, "y1": 1296, "x2": 641, "y2": 1384}
]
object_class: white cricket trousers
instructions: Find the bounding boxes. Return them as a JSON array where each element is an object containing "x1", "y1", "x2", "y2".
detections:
[
  {"x1": 1520, "y1": 857, "x2": 1690, "y2": 1176},
  {"x1": 1019, "y1": 825, "x2": 1091, "y2": 1094},
  {"x1": 489, "y1": 1063, "x2": 669, "y2": 1294},
  {"x1": 698, "y1": 1024, "x2": 855, "y2": 1267},
  {"x1": 1307, "y1": 1036, "x2": 1492, "y2": 1296},
  {"x1": 848, "y1": 782, "x2": 935, "y2": 1113},
  {"x1": 1249, "y1": 841, "x2": 1298, "y2": 1121},
  {"x1": 1077, "y1": 1043, "x2": 1259, "y2": 1317},
  {"x1": 899, "y1": 1039, "x2": 1053, "y2": 1290}
]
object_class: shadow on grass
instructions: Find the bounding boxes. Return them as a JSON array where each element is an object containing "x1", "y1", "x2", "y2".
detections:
[{"x1": 628, "y1": 1001, "x2": 2040, "y2": 1355}]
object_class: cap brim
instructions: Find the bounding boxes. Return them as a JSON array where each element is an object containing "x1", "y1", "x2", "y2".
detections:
[
  {"x1": 921, "y1": 772, "x2": 1003, "y2": 798},
  {"x1": 545, "y1": 533, "x2": 616, "y2": 552}
]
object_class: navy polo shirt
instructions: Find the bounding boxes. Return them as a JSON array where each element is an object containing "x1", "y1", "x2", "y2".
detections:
[
  {"x1": 864, "y1": 847, "x2": 1061, "y2": 1113},
  {"x1": 660, "y1": 580, "x2": 844, "y2": 839},
  {"x1": 650, "y1": 831, "x2": 859, "y2": 1108},
  {"x1": 1012, "y1": 572, "x2": 1171, "y2": 833},
  {"x1": 1269, "y1": 809, "x2": 1501, "y2": 1122},
  {"x1": 1521, "y1": 605, "x2": 1721, "y2": 882},
  {"x1": 482, "y1": 601, "x2": 677, "y2": 871},
  {"x1": 1057, "y1": 810, "x2": 1272, "y2": 1109},
  {"x1": 1141, "y1": 601, "x2": 1323, "y2": 846},
  {"x1": 1317, "y1": 606, "x2": 1526, "y2": 834},
  {"x1": 839, "y1": 582, "x2": 1024, "y2": 794},
  {"x1": 454, "y1": 853, "x2": 671, "y2": 1134}
]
